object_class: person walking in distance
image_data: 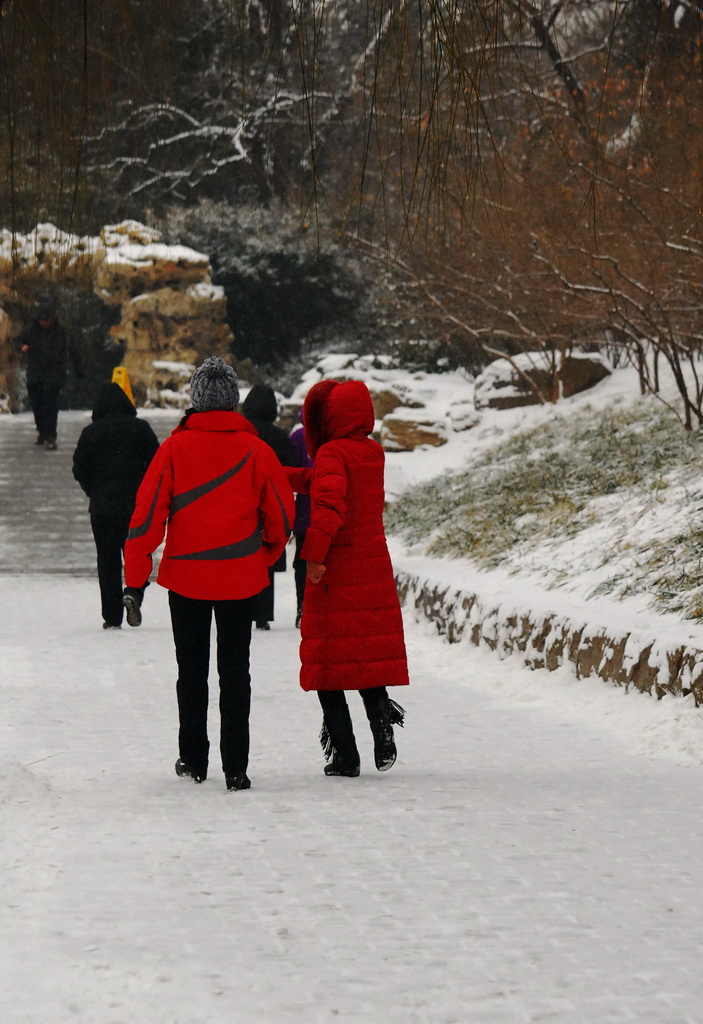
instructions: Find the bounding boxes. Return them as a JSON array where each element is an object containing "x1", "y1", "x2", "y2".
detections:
[
  {"x1": 14, "y1": 304, "x2": 79, "y2": 449},
  {"x1": 288, "y1": 412, "x2": 312, "y2": 629},
  {"x1": 124, "y1": 357, "x2": 294, "y2": 792},
  {"x1": 241, "y1": 384, "x2": 297, "y2": 630},
  {"x1": 285, "y1": 379, "x2": 409, "y2": 778},
  {"x1": 72, "y1": 382, "x2": 160, "y2": 630}
]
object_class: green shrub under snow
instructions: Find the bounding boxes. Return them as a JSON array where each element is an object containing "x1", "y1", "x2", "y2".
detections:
[{"x1": 385, "y1": 400, "x2": 703, "y2": 619}]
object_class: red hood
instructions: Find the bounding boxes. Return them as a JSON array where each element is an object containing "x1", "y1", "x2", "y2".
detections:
[{"x1": 303, "y1": 380, "x2": 375, "y2": 456}]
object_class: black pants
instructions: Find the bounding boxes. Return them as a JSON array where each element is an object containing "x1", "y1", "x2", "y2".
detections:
[
  {"x1": 169, "y1": 590, "x2": 256, "y2": 778},
  {"x1": 253, "y1": 566, "x2": 275, "y2": 624},
  {"x1": 90, "y1": 513, "x2": 131, "y2": 626},
  {"x1": 317, "y1": 686, "x2": 390, "y2": 763},
  {"x1": 293, "y1": 533, "x2": 307, "y2": 614},
  {"x1": 27, "y1": 380, "x2": 62, "y2": 440}
]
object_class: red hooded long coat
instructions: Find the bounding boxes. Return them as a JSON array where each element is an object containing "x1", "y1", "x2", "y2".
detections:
[
  {"x1": 124, "y1": 410, "x2": 294, "y2": 601},
  {"x1": 286, "y1": 380, "x2": 409, "y2": 692}
]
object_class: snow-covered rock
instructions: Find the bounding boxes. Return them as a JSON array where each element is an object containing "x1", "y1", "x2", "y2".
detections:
[
  {"x1": 380, "y1": 410, "x2": 449, "y2": 451},
  {"x1": 286, "y1": 353, "x2": 476, "y2": 451},
  {"x1": 94, "y1": 243, "x2": 212, "y2": 305},
  {"x1": 474, "y1": 351, "x2": 612, "y2": 410},
  {"x1": 101, "y1": 220, "x2": 163, "y2": 248}
]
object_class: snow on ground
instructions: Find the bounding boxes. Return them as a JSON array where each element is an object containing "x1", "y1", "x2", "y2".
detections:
[
  {"x1": 4, "y1": 570, "x2": 703, "y2": 1023},
  {"x1": 3, "y1": 386, "x2": 703, "y2": 1021}
]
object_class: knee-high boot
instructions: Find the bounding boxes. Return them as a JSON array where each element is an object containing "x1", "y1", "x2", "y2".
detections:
[
  {"x1": 318, "y1": 691, "x2": 360, "y2": 777},
  {"x1": 361, "y1": 687, "x2": 405, "y2": 771}
]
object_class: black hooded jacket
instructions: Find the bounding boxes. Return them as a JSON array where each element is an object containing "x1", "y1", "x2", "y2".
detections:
[
  {"x1": 72, "y1": 384, "x2": 160, "y2": 516},
  {"x1": 15, "y1": 316, "x2": 75, "y2": 387},
  {"x1": 241, "y1": 385, "x2": 297, "y2": 467}
]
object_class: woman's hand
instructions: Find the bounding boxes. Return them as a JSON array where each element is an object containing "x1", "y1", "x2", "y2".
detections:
[{"x1": 306, "y1": 561, "x2": 326, "y2": 584}]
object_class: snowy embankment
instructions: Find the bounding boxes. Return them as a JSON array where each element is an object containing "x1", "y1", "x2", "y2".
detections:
[{"x1": 373, "y1": 359, "x2": 703, "y2": 704}]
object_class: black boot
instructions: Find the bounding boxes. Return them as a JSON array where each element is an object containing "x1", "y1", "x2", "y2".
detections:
[
  {"x1": 175, "y1": 758, "x2": 206, "y2": 783},
  {"x1": 324, "y1": 758, "x2": 360, "y2": 777},
  {"x1": 362, "y1": 689, "x2": 405, "y2": 772},
  {"x1": 318, "y1": 692, "x2": 360, "y2": 777},
  {"x1": 226, "y1": 771, "x2": 251, "y2": 791}
]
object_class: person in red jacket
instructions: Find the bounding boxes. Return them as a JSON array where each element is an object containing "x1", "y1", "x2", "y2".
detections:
[
  {"x1": 124, "y1": 356, "x2": 294, "y2": 792},
  {"x1": 286, "y1": 379, "x2": 409, "y2": 778}
]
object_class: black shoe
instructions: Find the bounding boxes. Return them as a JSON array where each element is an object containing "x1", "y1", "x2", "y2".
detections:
[
  {"x1": 123, "y1": 591, "x2": 142, "y2": 627},
  {"x1": 44, "y1": 437, "x2": 57, "y2": 450},
  {"x1": 255, "y1": 621, "x2": 270, "y2": 631},
  {"x1": 175, "y1": 758, "x2": 206, "y2": 783},
  {"x1": 226, "y1": 772, "x2": 251, "y2": 791},
  {"x1": 34, "y1": 434, "x2": 45, "y2": 446},
  {"x1": 295, "y1": 608, "x2": 302, "y2": 629},
  {"x1": 324, "y1": 758, "x2": 360, "y2": 778},
  {"x1": 102, "y1": 622, "x2": 122, "y2": 630}
]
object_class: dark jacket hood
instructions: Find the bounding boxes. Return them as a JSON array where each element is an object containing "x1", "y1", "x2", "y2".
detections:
[
  {"x1": 92, "y1": 383, "x2": 137, "y2": 421},
  {"x1": 242, "y1": 384, "x2": 278, "y2": 423}
]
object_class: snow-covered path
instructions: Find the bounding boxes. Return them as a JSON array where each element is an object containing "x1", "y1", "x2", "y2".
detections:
[{"x1": 2, "y1": 413, "x2": 703, "y2": 1023}]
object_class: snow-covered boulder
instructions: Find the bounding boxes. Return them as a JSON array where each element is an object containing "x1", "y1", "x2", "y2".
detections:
[
  {"x1": 93, "y1": 225, "x2": 232, "y2": 403},
  {"x1": 93, "y1": 241, "x2": 213, "y2": 306},
  {"x1": 448, "y1": 398, "x2": 480, "y2": 432},
  {"x1": 0, "y1": 222, "x2": 95, "y2": 278},
  {"x1": 101, "y1": 220, "x2": 163, "y2": 248},
  {"x1": 112, "y1": 283, "x2": 230, "y2": 364},
  {"x1": 286, "y1": 353, "x2": 476, "y2": 451},
  {"x1": 380, "y1": 410, "x2": 449, "y2": 451},
  {"x1": 147, "y1": 360, "x2": 194, "y2": 409},
  {"x1": 474, "y1": 352, "x2": 612, "y2": 410}
]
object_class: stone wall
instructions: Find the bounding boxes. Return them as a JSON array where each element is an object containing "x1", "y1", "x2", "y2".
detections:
[{"x1": 396, "y1": 570, "x2": 703, "y2": 705}]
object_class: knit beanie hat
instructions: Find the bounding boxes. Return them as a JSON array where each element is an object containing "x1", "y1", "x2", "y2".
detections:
[{"x1": 189, "y1": 356, "x2": 240, "y2": 412}]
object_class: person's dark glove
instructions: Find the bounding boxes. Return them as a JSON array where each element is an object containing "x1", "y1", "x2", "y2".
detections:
[{"x1": 123, "y1": 583, "x2": 148, "y2": 603}]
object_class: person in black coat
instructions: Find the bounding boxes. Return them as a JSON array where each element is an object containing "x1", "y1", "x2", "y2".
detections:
[
  {"x1": 14, "y1": 305, "x2": 81, "y2": 449},
  {"x1": 241, "y1": 384, "x2": 298, "y2": 629},
  {"x1": 72, "y1": 383, "x2": 160, "y2": 629}
]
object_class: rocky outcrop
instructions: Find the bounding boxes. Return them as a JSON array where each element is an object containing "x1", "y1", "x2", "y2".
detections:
[
  {"x1": 286, "y1": 353, "x2": 477, "y2": 453},
  {"x1": 0, "y1": 220, "x2": 233, "y2": 408},
  {"x1": 146, "y1": 360, "x2": 196, "y2": 410},
  {"x1": 367, "y1": 388, "x2": 404, "y2": 418},
  {"x1": 91, "y1": 222, "x2": 233, "y2": 405},
  {"x1": 474, "y1": 352, "x2": 612, "y2": 410},
  {"x1": 380, "y1": 412, "x2": 449, "y2": 451}
]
